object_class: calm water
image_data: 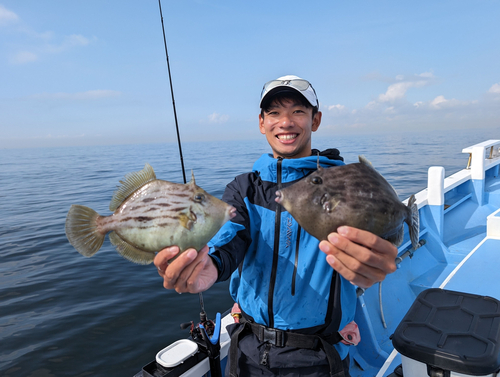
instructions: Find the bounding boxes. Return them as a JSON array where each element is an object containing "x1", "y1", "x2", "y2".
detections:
[{"x1": 1, "y1": 128, "x2": 499, "y2": 376}]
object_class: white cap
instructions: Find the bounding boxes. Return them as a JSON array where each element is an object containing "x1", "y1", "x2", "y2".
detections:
[{"x1": 259, "y1": 75, "x2": 318, "y2": 108}]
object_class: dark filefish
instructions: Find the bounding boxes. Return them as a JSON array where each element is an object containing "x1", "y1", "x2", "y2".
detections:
[
  {"x1": 65, "y1": 164, "x2": 236, "y2": 264},
  {"x1": 275, "y1": 156, "x2": 419, "y2": 249}
]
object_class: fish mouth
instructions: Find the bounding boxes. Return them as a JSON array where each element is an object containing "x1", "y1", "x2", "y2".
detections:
[
  {"x1": 275, "y1": 190, "x2": 283, "y2": 204},
  {"x1": 320, "y1": 193, "x2": 328, "y2": 206},
  {"x1": 320, "y1": 193, "x2": 331, "y2": 212},
  {"x1": 228, "y1": 206, "x2": 237, "y2": 219}
]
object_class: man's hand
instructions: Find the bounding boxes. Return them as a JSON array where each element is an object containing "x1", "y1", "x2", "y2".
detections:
[
  {"x1": 154, "y1": 245, "x2": 218, "y2": 294},
  {"x1": 319, "y1": 226, "x2": 397, "y2": 288}
]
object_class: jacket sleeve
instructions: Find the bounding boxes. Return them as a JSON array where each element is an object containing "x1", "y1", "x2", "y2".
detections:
[{"x1": 208, "y1": 174, "x2": 253, "y2": 282}]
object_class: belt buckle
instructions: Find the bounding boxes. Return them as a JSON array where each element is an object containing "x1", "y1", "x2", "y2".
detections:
[{"x1": 261, "y1": 327, "x2": 285, "y2": 347}]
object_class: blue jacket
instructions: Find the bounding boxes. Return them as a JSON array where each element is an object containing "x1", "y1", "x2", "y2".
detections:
[{"x1": 209, "y1": 150, "x2": 356, "y2": 359}]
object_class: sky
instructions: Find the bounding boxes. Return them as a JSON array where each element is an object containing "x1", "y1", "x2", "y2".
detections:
[{"x1": 0, "y1": 1, "x2": 499, "y2": 149}]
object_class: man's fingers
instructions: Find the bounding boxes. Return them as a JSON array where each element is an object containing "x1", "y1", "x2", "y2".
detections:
[
  {"x1": 319, "y1": 227, "x2": 399, "y2": 288},
  {"x1": 175, "y1": 246, "x2": 209, "y2": 293},
  {"x1": 328, "y1": 227, "x2": 397, "y2": 273},
  {"x1": 325, "y1": 254, "x2": 374, "y2": 288},
  {"x1": 154, "y1": 246, "x2": 180, "y2": 275},
  {"x1": 323, "y1": 243, "x2": 387, "y2": 286},
  {"x1": 164, "y1": 248, "x2": 198, "y2": 290}
]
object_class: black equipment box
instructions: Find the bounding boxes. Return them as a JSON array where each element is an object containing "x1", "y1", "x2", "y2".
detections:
[{"x1": 392, "y1": 288, "x2": 500, "y2": 376}]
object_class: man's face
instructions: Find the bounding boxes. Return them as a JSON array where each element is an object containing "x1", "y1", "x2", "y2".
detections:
[{"x1": 259, "y1": 98, "x2": 321, "y2": 159}]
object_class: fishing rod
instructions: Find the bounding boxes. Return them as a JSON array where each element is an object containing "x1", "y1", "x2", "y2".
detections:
[
  {"x1": 157, "y1": 4, "x2": 221, "y2": 375},
  {"x1": 158, "y1": 0, "x2": 187, "y2": 185}
]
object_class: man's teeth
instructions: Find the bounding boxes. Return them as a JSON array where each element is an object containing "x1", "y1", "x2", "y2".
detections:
[{"x1": 277, "y1": 134, "x2": 298, "y2": 140}]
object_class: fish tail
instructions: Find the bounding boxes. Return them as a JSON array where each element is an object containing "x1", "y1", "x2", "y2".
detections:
[
  {"x1": 406, "y1": 195, "x2": 420, "y2": 249},
  {"x1": 65, "y1": 204, "x2": 105, "y2": 257}
]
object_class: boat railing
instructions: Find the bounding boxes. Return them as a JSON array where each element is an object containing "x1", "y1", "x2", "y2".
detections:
[
  {"x1": 463, "y1": 139, "x2": 500, "y2": 170},
  {"x1": 409, "y1": 140, "x2": 500, "y2": 211}
]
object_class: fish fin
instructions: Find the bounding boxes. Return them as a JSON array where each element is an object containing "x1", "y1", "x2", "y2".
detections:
[
  {"x1": 406, "y1": 194, "x2": 420, "y2": 249},
  {"x1": 109, "y1": 231, "x2": 155, "y2": 265},
  {"x1": 189, "y1": 170, "x2": 196, "y2": 187},
  {"x1": 358, "y1": 155, "x2": 374, "y2": 167},
  {"x1": 110, "y1": 163, "x2": 157, "y2": 211},
  {"x1": 178, "y1": 212, "x2": 194, "y2": 230},
  {"x1": 65, "y1": 205, "x2": 105, "y2": 257}
]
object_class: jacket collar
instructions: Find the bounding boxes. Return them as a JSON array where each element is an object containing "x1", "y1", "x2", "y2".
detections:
[{"x1": 253, "y1": 150, "x2": 345, "y2": 183}]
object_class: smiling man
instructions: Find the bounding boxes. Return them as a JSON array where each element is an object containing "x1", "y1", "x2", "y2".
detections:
[
  {"x1": 154, "y1": 75, "x2": 398, "y2": 376},
  {"x1": 258, "y1": 76, "x2": 322, "y2": 159}
]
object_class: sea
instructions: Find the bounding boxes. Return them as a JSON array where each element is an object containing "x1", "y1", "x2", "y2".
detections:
[{"x1": 1, "y1": 127, "x2": 499, "y2": 377}]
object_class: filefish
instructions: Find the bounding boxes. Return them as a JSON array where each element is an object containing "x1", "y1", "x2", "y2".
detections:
[
  {"x1": 275, "y1": 156, "x2": 419, "y2": 249},
  {"x1": 65, "y1": 164, "x2": 236, "y2": 265}
]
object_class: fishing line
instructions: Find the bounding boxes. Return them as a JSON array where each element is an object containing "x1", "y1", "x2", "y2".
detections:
[{"x1": 157, "y1": 0, "x2": 206, "y2": 317}]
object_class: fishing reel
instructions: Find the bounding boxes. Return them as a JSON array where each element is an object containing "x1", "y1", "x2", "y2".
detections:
[
  {"x1": 180, "y1": 311, "x2": 216, "y2": 342},
  {"x1": 180, "y1": 311, "x2": 222, "y2": 377}
]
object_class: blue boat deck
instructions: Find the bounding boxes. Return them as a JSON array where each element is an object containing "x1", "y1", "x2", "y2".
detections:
[{"x1": 349, "y1": 141, "x2": 500, "y2": 377}]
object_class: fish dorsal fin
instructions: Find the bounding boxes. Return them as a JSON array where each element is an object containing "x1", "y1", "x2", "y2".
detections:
[
  {"x1": 109, "y1": 163, "x2": 157, "y2": 211},
  {"x1": 359, "y1": 155, "x2": 399, "y2": 195},
  {"x1": 189, "y1": 170, "x2": 196, "y2": 188},
  {"x1": 358, "y1": 155, "x2": 374, "y2": 168}
]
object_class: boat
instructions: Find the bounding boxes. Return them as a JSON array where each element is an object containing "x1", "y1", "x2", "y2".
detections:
[{"x1": 134, "y1": 139, "x2": 500, "y2": 377}]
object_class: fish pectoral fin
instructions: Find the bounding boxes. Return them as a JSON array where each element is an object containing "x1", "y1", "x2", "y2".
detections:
[
  {"x1": 178, "y1": 212, "x2": 195, "y2": 230},
  {"x1": 109, "y1": 231, "x2": 155, "y2": 265},
  {"x1": 109, "y1": 163, "x2": 157, "y2": 211}
]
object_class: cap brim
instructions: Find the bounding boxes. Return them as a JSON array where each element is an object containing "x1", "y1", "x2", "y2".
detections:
[{"x1": 259, "y1": 87, "x2": 299, "y2": 108}]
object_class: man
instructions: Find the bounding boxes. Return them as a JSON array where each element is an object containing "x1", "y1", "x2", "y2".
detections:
[{"x1": 155, "y1": 75, "x2": 397, "y2": 376}]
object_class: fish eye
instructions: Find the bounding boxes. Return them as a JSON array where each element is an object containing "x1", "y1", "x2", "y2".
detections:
[
  {"x1": 311, "y1": 176, "x2": 323, "y2": 185},
  {"x1": 194, "y1": 193, "x2": 205, "y2": 202}
]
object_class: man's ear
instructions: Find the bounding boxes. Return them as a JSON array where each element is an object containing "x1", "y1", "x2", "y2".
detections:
[
  {"x1": 259, "y1": 114, "x2": 266, "y2": 134},
  {"x1": 312, "y1": 111, "x2": 322, "y2": 132}
]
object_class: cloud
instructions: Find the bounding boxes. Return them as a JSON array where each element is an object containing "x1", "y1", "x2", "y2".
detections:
[
  {"x1": 44, "y1": 34, "x2": 90, "y2": 54},
  {"x1": 2, "y1": 4, "x2": 93, "y2": 65},
  {"x1": 489, "y1": 83, "x2": 500, "y2": 94},
  {"x1": 29, "y1": 90, "x2": 121, "y2": 100},
  {"x1": 318, "y1": 70, "x2": 500, "y2": 135},
  {"x1": 413, "y1": 95, "x2": 472, "y2": 110},
  {"x1": 9, "y1": 51, "x2": 38, "y2": 64},
  {"x1": 327, "y1": 104, "x2": 347, "y2": 112},
  {"x1": 207, "y1": 112, "x2": 229, "y2": 123},
  {"x1": 9, "y1": 34, "x2": 93, "y2": 65},
  {"x1": 0, "y1": 5, "x2": 18, "y2": 25},
  {"x1": 377, "y1": 72, "x2": 435, "y2": 103}
]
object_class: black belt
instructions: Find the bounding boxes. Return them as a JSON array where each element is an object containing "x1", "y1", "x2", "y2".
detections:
[
  {"x1": 229, "y1": 316, "x2": 345, "y2": 377},
  {"x1": 246, "y1": 319, "x2": 343, "y2": 349}
]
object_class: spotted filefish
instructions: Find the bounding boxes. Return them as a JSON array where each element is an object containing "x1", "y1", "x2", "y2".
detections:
[
  {"x1": 275, "y1": 156, "x2": 419, "y2": 249},
  {"x1": 65, "y1": 163, "x2": 236, "y2": 264}
]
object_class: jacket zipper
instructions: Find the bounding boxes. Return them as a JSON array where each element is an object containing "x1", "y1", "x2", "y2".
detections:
[
  {"x1": 267, "y1": 157, "x2": 282, "y2": 329},
  {"x1": 291, "y1": 225, "x2": 301, "y2": 296}
]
